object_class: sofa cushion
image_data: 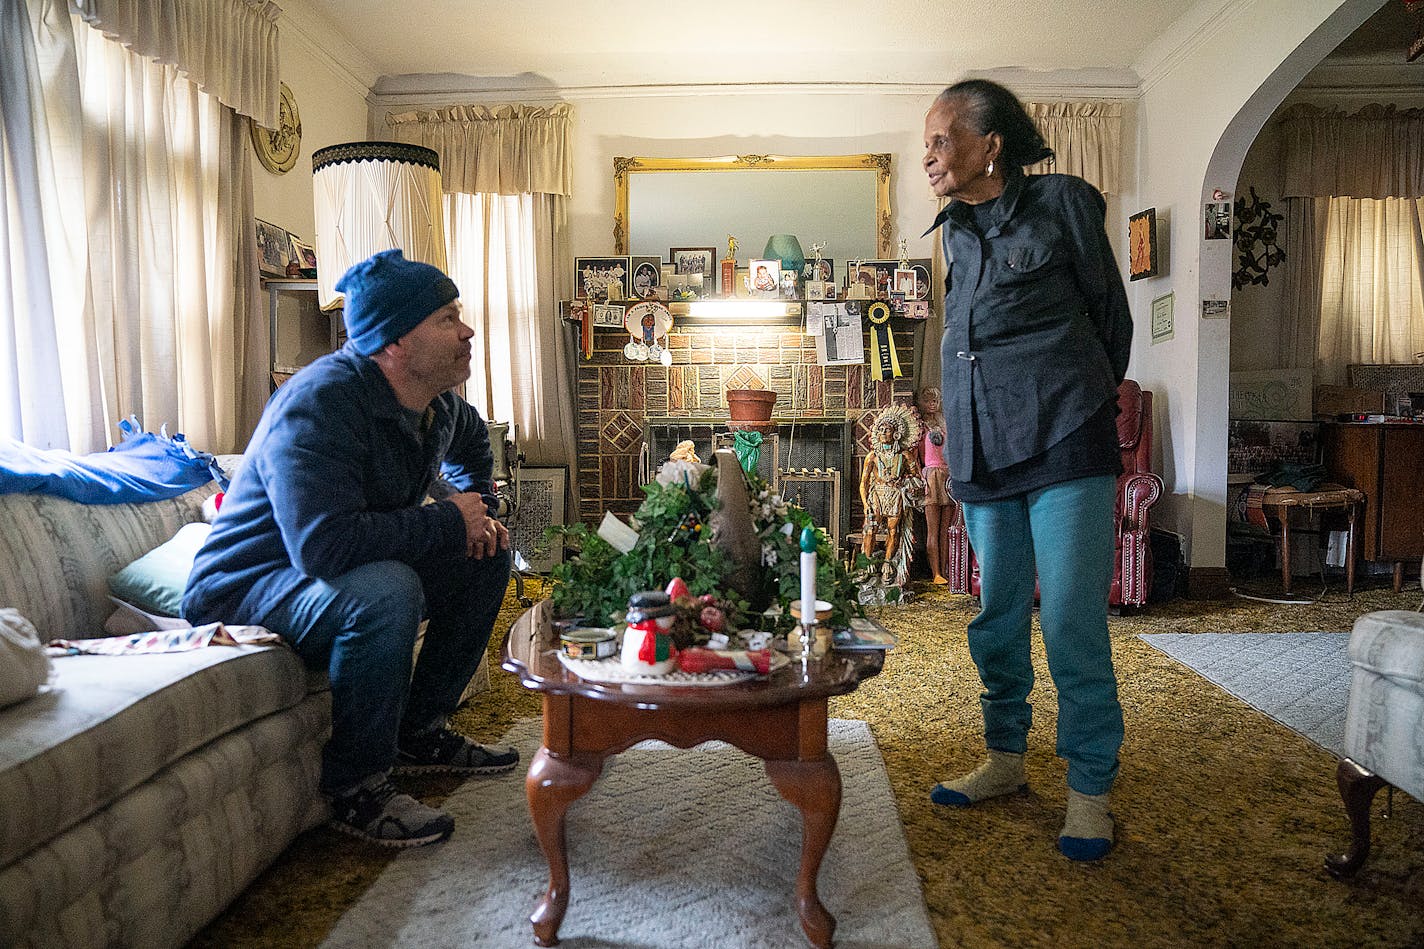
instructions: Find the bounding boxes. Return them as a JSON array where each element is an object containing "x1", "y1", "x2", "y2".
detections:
[
  {"x1": 0, "y1": 487, "x2": 213, "y2": 640},
  {"x1": 107, "y1": 522, "x2": 211, "y2": 617},
  {"x1": 0, "y1": 643, "x2": 310, "y2": 869}
]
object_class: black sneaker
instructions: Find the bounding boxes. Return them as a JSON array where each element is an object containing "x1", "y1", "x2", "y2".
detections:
[
  {"x1": 394, "y1": 725, "x2": 520, "y2": 776},
  {"x1": 327, "y1": 777, "x2": 454, "y2": 848}
]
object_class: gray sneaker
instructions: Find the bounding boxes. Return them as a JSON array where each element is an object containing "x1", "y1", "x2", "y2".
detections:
[
  {"x1": 326, "y1": 777, "x2": 454, "y2": 848},
  {"x1": 394, "y1": 725, "x2": 520, "y2": 776}
]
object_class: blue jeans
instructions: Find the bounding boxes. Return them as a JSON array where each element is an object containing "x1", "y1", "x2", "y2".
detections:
[
  {"x1": 249, "y1": 549, "x2": 510, "y2": 793},
  {"x1": 960, "y1": 475, "x2": 1122, "y2": 796}
]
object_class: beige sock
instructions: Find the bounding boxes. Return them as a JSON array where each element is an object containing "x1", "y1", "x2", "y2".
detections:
[
  {"x1": 932, "y1": 750, "x2": 1026, "y2": 805},
  {"x1": 1061, "y1": 789, "x2": 1114, "y2": 842}
]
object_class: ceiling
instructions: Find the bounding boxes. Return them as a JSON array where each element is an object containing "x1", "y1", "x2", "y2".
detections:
[{"x1": 301, "y1": 0, "x2": 1193, "y2": 90}]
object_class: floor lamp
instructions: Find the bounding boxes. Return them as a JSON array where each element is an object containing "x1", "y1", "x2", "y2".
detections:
[{"x1": 311, "y1": 141, "x2": 447, "y2": 312}]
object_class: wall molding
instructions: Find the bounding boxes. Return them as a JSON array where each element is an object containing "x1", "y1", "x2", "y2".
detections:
[
  {"x1": 1135, "y1": 0, "x2": 1251, "y2": 97},
  {"x1": 369, "y1": 71, "x2": 1140, "y2": 113},
  {"x1": 277, "y1": 0, "x2": 379, "y2": 99}
]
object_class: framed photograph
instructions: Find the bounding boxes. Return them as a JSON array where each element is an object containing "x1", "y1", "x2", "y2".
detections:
[
  {"x1": 1151, "y1": 292, "x2": 1175, "y2": 344},
  {"x1": 255, "y1": 219, "x2": 291, "y2": 276},
  {"x1": 669, "y1": 247, "x2": 717, "y2": 285},
  {"x1": 288, "y1": 235, "x2": 317, "y2": 277},
  {"x1": 1128, "y1": 208, "x2": 1158, "y2": 280},
  {"x1": 630, "y1": 256, "x2": 662, "y2": 299},
  {"x1": 909, "y1": 258, "x2": 932, "y2": 300},
  {"x1": 592, "y1": 302, "x2": 626, "y2": 328},
  {"x1": 509, "y1": 466, "x2": 568, "y2": 573},
  {"x1": 778, "y1": 269, "x2": 799, "y2": 299},
  {"x1": 802, "y1": 258, "x2": 835, "y2": 285},
  {"x1": 852, "y1": 259, "x2": 899, "y2": 299},
  {"x1": 749, "y1": 258, "x2": 781, "y2": 297},
  {"x1": 1204, "y1": 201, "x2": 1231, "y2": 240},
  {"x1": 574, "y1": 256, "x2": 631, "y2": 302},
  {"x1": 893, "y1": 268, "x2": 917, "y2": 297}
]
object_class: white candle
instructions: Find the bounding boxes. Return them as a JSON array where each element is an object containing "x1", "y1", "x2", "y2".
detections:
[{"x1": 799, "y1": 526, "x2": 817, "y2": 633}]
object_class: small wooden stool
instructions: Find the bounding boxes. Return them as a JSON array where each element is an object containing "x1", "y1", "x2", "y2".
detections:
[{"x1": 1255, "y1": 484, "x2": 1365, "y2": 595}]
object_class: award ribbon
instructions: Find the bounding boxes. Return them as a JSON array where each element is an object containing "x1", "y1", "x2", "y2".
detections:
[{"x1": 866, "y1": 302, "x2": 901, "y2": 380}]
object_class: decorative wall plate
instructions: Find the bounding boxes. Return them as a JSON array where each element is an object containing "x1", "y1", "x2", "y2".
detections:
[
  {"x1": 624, "y1": 301, "x2": 672, "y2": 344},
  {"x1": 250, "y1": 82, "x2": 302, "y2": 175}
]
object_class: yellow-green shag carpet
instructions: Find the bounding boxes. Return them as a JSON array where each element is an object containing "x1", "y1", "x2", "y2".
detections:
[{"x1": 193, "y1": 579, "x2": 1424, "y2": 949}]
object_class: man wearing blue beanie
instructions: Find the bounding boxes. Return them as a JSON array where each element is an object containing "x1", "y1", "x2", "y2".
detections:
[{"x1": 184, "y1": 248, "x2": 518, "y2": 848}]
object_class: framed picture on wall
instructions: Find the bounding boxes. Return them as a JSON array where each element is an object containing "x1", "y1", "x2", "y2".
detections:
[
  {"x1": 909, "y1": 259, "x2": 932, "y2": 300},
  {"x1": 1128, "y1": 207, "x2": 1159, "y2": 281},
  {"x1": 802, "y1": 257, "x2": 834, "y2": 285},
  {"x1": 509, "y1": 466, "x2": 568, "y2": 573}
]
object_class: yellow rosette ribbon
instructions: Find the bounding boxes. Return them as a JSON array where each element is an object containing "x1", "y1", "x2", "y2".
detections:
[{"x1": 866, "y1": 301, "x2": 902, "y2": 380}]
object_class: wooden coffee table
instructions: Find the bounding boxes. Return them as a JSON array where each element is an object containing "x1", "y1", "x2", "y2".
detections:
[{"x1": 502, "y1": 600, "x2": 884, "y2": 948}]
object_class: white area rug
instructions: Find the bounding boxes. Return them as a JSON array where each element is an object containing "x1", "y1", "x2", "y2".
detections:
[
  {"x1": 1140, "y1": 631, "x2": 1350, "y2": 756},
  {"x1": 322, "y1": 718, "x2": 936, "y2": 948}
]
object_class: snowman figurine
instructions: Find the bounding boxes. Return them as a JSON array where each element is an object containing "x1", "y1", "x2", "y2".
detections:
[{"x1": 620, "y1": 590, "x2": 679, "y2": 675}]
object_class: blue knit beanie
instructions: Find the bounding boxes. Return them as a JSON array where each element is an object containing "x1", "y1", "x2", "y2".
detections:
[{"x1": 337, "y1": 249, "x2": 459, "y2": 356}]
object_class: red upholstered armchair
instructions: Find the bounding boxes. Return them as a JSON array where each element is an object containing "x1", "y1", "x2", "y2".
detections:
[{"x1": 943, "y1": 379, "x2": 1164, "y2": 608}]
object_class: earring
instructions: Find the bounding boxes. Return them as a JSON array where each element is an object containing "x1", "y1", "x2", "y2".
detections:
[{"x1": 986, "y1": 159, "x2": 995, "y2": 177}]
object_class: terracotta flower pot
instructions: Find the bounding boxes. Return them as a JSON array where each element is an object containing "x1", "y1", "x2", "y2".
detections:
[{"x1": 727, "y1": 388, "x2": 777, "y2": 422}]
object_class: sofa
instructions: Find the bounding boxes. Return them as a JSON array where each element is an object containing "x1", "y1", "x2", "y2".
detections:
[
  {"x1": 0, "y1": 484, "x2": 330, "y2": 947},
  {"x1": 1326, "y1": 599, "x2": 1424, "y2": 877}
]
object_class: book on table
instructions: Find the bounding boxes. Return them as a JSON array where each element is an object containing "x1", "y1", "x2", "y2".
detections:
[{"x1": 832, "y1": 617, "x2": 897, "y2": 651}]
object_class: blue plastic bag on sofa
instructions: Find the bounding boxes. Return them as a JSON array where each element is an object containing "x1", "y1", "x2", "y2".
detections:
[{"x1": 0, "y1": 416, "x2": 229, "y2": 504}]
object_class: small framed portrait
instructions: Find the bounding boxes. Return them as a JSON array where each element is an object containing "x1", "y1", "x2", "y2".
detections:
[
  {"x1": 802, "y1": 258, "x2": 834, "y2": 285},
  {"x1": 255, "y1": 219, "x2": 291, "y2": 276},
  {"x1": 778, "y1": 269, "x2": 799, "y2": 299},
  {"x1": 288, "y1": 235, "x2": 317, "y2": 278},
  {"x1": 904, "y1": 299, "x2": 930, "y2": 320},
  {"x1": 669, "y1": 247, "x2": 717, "y2": 285},
  {"x1": 1204, "y1": 201, "x2": 1231, "y2": 241},
  {"x1": 863, "y1": 260, "x2": 900, "y2": 298},
  {"x1": 574, "y1": 256, "x2": 631, "y2": 302},
  {"x1": 592, "y1": 302, "x2": 626, "y2": 328},
  {"x1": 1128, "y1": 208, "x2": 1159, "y2": 280},
  {"x1": 806, "y1": 280, "x2": 829, "y2": 301},
  {"x1": 630, "y1": 256, "x2": 662, "y2": 299},
  {"x1": 749, "y1": 258, "x2": 780, "y2": 297},
  {"x1": 909, "y1": 258, "x2": 932, "y2": 300},
  {"x1": 893, "y1": 268, "x2": 917, "y2": 298}
]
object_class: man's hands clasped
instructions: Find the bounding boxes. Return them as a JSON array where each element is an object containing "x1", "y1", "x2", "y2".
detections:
[{"x1": 448, "y1": 491, "x2": 510, "y2": 559}]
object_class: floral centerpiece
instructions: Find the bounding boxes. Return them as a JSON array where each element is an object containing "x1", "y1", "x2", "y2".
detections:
[{"x1": 547, "y1": 453, "x2": 865, "y2": 636}]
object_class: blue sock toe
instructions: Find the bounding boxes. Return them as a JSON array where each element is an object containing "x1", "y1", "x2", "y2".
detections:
[
  {"x1": 1058, "y1": 835, "x2": 1112, "y2": 861},
  {"x1": 930, "y1": 783, "x2": 972, "y2": 807}
]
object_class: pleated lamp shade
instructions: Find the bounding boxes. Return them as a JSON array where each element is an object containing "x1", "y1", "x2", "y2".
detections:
[{"x1": 311, "y1": 141, "x2": 448, "y2": 311}]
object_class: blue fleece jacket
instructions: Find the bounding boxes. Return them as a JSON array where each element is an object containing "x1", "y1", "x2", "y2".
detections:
[{"x1": 182, "y1": 344, "x2": 497, "y2": 626}]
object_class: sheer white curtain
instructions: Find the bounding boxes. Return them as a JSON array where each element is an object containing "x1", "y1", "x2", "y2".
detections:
[
  {"x1": 1, "y1": 0, "x2": 266, "y2": 454},
  {"x1": 1314, "y1": 197, "x2": 1424, "y2": 384},
  {"x1": 387, "y1": 105, "x2": 576, "y2": 470},
  {"x1": 1278, "y1": 105, "x2": 1424, "y2": 384},
  {"x1": 443, "y1": 191, "x2": 574, "y2": 467}
]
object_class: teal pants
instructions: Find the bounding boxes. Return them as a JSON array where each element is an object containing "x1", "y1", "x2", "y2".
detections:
[{"x1": 960, "y1": 474, "x2": 1123, "y2": 796}]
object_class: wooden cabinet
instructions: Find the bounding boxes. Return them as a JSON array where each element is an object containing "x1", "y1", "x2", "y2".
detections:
[
  {"x1": 1322, "y1": 422, "x2": 1424, "y2": 587},
  {"x1": 265, "y1": 278, "x2": 342, "y2": 389}
]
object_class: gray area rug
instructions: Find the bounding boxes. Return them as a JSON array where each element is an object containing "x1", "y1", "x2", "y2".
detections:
[
  {"x1": 1139, "y1": 631, "x2": 1350, "y2": 756},
  {"x1": 322, "y1": 718, "x2": 936, "y2": 949}
]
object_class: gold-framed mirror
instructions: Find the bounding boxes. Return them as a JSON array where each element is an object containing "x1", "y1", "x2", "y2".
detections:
[{"x1": 613, "y1": 154, "x2": 893, "y2": 263}]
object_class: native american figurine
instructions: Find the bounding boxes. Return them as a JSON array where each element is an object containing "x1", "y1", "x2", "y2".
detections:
[{"x1": 859, "y1": 403, "x2": 923, "y2": 586}]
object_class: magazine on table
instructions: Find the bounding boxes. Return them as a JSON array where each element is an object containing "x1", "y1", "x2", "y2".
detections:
[{"x1": 833, "y1": 617, "x2": 897, "y2": 651}]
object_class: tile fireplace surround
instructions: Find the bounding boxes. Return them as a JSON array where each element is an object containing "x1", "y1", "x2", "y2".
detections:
[{"x1": 574, "y1": 320, "x2": 921, "y2": 535}]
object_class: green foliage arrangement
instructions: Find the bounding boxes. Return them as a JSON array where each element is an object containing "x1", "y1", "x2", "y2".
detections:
[{"x1": 546, "y1": 463, "x2": 866, "y2": 631}]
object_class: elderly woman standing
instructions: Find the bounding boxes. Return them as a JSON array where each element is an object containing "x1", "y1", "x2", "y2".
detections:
[{"x1": 922, "y1": 79, "x2": 1132, "y2": 861}]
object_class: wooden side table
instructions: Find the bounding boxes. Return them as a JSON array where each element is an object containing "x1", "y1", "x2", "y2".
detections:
[
  {"x1": 1256, "y1": 485, "x2": 1365, "y2": 595},
  {"x1": 502, "y1": 600, "x2": 884, "y2": 948}
]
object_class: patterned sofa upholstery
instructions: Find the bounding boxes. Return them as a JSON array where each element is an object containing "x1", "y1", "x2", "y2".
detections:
[
  {"x1": 1326, "y1": 607, "x2": 1424, "y2": 877},
  {"x1": 0, "y1": 486, "x2": 330, "y2": 947}
]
